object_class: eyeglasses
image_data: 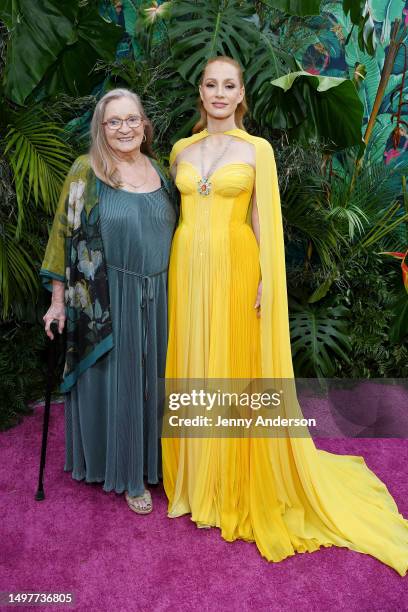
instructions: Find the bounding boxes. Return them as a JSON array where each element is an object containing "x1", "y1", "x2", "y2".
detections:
[{"x1": 102, "y1": 115, "x2": 143, "y2": 130}]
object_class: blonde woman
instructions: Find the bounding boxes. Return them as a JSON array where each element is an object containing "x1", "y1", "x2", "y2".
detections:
[{"x1": 41, "y1": 88, "x2": 176, "y2": 514}]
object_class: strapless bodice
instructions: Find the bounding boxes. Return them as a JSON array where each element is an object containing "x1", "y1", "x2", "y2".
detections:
[{"x1": 175, "y1": 161, "x2": 255, "y2": 227}]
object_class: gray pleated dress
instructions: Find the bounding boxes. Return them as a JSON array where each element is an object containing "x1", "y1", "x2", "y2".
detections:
[{"x1": 64, "y1": 168, "x2": 176, "y2": 497}]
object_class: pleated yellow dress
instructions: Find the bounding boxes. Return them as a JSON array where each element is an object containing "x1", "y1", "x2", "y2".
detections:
[{"x1": 162, "y1": 128, "x2": 408, "y2": 576}]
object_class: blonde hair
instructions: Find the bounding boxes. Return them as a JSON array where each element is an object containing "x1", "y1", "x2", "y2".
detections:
[
  {"x1": 192, "y1": 56, "x2": 248, "y2": 134},
  {"x1": 89, "y1": 88, "x2": 155, "y2": 188}
]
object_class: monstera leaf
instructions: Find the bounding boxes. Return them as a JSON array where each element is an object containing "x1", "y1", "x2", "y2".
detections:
[
  {"x1": 1, "y1": 0, "x2": 122, "y2": 104},
  {"x1": 254, "y1": 71, "x2": 364, "y2": 150},
  {"x1": 245, "y1": 30, "x2": 295, "y2": 104},
  {"x1": 169, "y1": 0, "x2": 259, "y2": 85},
  {"x1": 263, "y1": 0, "x2": 322, "y2": 16},
  {"x1": 289, "y1": 300, "x2": 351, "y2": 377}
]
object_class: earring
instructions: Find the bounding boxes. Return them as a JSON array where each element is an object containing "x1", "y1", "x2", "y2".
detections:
[{"x1": 142, "y1": 133, "x2": 146, "y2": 142}]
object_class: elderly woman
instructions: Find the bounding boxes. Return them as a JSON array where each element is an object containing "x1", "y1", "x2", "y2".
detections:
[{"x1": 41, "y1": 88, "x2": 176, "y2": 514}]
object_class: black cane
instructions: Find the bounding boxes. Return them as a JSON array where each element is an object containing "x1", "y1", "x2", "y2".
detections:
[{"x1": 35, "y1": 320, "x2": 60, "y2": 501}]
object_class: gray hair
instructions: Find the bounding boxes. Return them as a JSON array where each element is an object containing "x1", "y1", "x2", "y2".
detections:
[{"x1": 89, "y1": 88, "x2": 155, "y2": 188}]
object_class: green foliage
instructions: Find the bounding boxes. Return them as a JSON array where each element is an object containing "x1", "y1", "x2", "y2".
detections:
[
  {"x1": 0, "y1": 0, "x2": 12, "y2": 27},
  {"x1": 1, "y1": 1, "x2": 76, "y2": 104},
  {"x1": 277, "y1": 142, "x2": 401, "y2": 279},
  {"x1": 245, "y1": 28, "x2": 294, "y2": 107},
  {"x1": 0, "y1": 105, "x2": 74, "y2": 317},
  {"x1": 343, "y1": 0, "x2": 375, "y2": 55},
  {"x1": 0, "y1": 220, "x2": 40, "y2": 318},
  {"x1": 135, "y1": 0, "x2": 172, "y2": 56},
  {"x1": 342, "y1": 0, "x2": 405, "y2": 56},
  {"x1": 154, "y1": 68, "x2": 199, "y2": 142},
  {"x1": 45, "y1": 3, "x2": 123, "y2": 99},
  {"x1": 277, "y1": 140, "x2": 407, "y2": 377},
  {"x1": 169, "y1": 0, "x2": 259, "y2": 84},
  {"x1": 389, "y1": 289, "x2": 408, "y2": 344},
  {"x1": 257, "y1": 71, "x2": 364, "y2": 149},
  {"x1": 264, "y1": 0, "x2": 322, "y2": 16},
  {"x1": 151, "y1": 0, "x2": 368, "y2": 145},
  {"x1": 289, "y1": 298, "x2": 351, "y2": 377},
  {"x1": 4, "y1": 108, "x2": 74, "y2": 227},
  {"x1": 301, "y1": 153, "x2": 408, "y2": 302},
  {"x1": 280, "y1": 163, "x2": 340, "y2": 272},
  {"x1": 0, "y1": 320, "x2": 47, "y2": 430},
  {"x1": 1, "y1": 0, "x2": 122, "y2": 104},
  {"x1": 1, "y1": 0, "x2": 407, "y2": 432},
  {"x1": 120, "y1": 0, "x2": 148, "y2": 58},
  {"x1": 332, "y1": 251, "x2": 408, "y2": 377}
]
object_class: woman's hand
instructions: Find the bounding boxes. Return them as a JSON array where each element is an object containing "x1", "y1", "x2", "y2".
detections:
[
  {"x1": 254, "y1": 280, "x2": 262, "y2": 318},
  {"x1": 43, "y1": 280, "x2": 66, "y2": 339},
  {"x1": 43, "y1": 301, "x2": 66, "y2": 339}
]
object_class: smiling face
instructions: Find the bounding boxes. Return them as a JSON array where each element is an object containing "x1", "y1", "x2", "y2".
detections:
[
  {"x1": 103, "y1": 96, "x2": 145, "y2": 157},
  {"x1": 199, "y1": 60, "x2": 244, "y2": 123}
]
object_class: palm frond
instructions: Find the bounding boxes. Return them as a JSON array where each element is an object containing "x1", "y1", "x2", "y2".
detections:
[
  {"x1": 4, "y1": 108, "x2": 73, "y2": 236},
  {"x1": 283, "y1": 180, "x2": 340, "y2": 270},
  {"x1": 0, "y1": 221, "x2": 40, "y2": 318}
]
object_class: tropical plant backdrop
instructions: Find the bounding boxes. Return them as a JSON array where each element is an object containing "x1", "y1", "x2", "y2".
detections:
[{"x1": 0, "y1": 0, "x2": 407, "y2": 429}]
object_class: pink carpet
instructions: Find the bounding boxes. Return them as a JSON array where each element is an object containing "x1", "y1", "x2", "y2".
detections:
[{"x1": 1, "y1": 402, "x2": 407, "y2": 611}]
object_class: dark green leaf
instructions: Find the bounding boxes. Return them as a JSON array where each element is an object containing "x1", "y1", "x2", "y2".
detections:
[
  {"x1": 262, "y1": 0, "x2": 321, "y2": 16},
  {"x1": 0, "y1": 0, "x2": 13, "y2": 27},
  {"x1": 255, "y1": 71, "x2": 364, "y2": 150},
  {"x1": 289, "y1": 300, "x2": 351, "y2": 377},
  {"x1": 169, "y1": 0, "x2": 259, "y2": 85},
  {"x1": 389, "y1": 292, "x2": 408, "y2": 344},
  {"x1": 2, "y1": 0, "x2": 77, "y2": 104},
  {"x1": 2, "y1": 1, "x2": 122, "y2": 104}
]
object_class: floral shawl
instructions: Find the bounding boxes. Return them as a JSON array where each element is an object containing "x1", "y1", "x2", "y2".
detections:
[{"x1": 40, "y1": 154, "x2": 173, "y2": 393}]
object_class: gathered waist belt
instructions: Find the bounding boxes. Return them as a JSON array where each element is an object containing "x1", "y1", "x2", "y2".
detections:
[
  {"x1": 106, "y1": 263, "x2": 167, "y2": 278},
  {"x1": 107, "y1": 263, "x2": 168, "y2": 401}
]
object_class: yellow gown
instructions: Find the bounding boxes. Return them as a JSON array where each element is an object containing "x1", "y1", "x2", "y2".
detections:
[{"x1": 162, "y1": 128, "x2": 408, "y2": 576}]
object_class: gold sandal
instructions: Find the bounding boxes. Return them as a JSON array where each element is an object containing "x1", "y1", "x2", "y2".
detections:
[{"x1": 125, "y1": 490, "x2": 153, "y2": 515}]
